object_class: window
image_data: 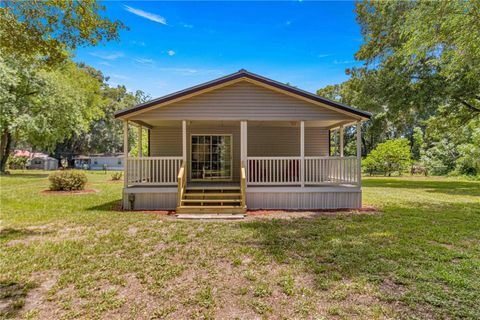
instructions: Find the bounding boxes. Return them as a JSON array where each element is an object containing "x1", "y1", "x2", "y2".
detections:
[{"x1": 191, "y1": 135, "x2": 232, "y2": 180}]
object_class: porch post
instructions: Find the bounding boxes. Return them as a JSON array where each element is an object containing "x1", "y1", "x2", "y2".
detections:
[
  {"x1": 339, "y1": 125, "x2": 344, "y2": 157},
  {"x1": 182, "y1": 120, "x2": 187, "y2": 164},
  {"x1": 137, "y1": 125, "x2": 143, "y2": 157},
  {"x1": 123, "y1": 121, "x2": 128, "y2": 186},
  {"x1": 356, "y1": 121, "x2": 362, "y2": 186},
  {"x1": 300, "y1": 121, "x2": 305, "y2": 187},
  {"x1": 240, "y1": 121, "x2": 247, "y2": 165}
]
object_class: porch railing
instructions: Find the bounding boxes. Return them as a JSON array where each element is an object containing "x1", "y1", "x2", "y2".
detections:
[
  {"x1": 305, "y1": 156, "x2": 358, "y2": 184},
  {"x1": 240, "y1": 161, "x2": 246, "y2": 208},
  {"x1": 177, "y1": 161, "x2": 187, "y2": 207},
  {"x1": 126, "y1": 157, "x2": 183, "y2": 185},
  {"x1": 246, "y1": 156, "x2": 358, "y2": 186},
  {"x1": 247, "y1": 157, "x2": 301, "y2": 185}
]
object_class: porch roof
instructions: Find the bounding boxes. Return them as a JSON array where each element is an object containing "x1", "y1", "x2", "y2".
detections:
[{"x1": 115, "y1": 69, "x2": 372, "y2": 120}]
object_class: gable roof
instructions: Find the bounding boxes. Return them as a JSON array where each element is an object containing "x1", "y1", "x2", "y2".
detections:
[{"x1": 115, "y1": 69, "x2": 372, "y2": 119}]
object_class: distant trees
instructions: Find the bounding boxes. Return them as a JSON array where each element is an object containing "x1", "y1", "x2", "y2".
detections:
[
  {"x1": 0, "y1": 1, "x2": 125, "y2": 173},
  {"x1": 318, "y1": 0, "x2": 480, "y2": 176}
]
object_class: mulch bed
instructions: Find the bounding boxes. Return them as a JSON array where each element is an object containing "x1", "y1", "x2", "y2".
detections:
[{"x1": 40, "y1": 189, "x2": 99, "y2": 195}]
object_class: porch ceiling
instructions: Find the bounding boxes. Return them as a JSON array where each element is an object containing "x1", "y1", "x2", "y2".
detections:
[{"x1": 136, "y1": 119, "x2": 355, "y2": 129}]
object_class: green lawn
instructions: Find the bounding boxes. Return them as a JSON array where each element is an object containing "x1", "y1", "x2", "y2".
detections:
[{"x1": 1, "y1": 171, "x2": 479, "y2": 319}]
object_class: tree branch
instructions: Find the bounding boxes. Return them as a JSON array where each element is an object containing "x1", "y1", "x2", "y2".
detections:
[{"x1": 454, "y1": 97, "x2": 480, "y2": 113}]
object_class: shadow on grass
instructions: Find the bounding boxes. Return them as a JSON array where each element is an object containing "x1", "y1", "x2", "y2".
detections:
[
  {"x1": 87, "y1": 200, "x2": 122, "y2": 212},
  {"x1": 363, "y1": 178, "x2": 480, "y2": 196},
  {"x1": 0, "y1": 228, "x2": 53, "y2": 241},
  {"x1": 0, "y1": 280, "x2": 34, "y2": 318},
  {"x1": 239, "y1": 199, "x2": 480, "y2": 318},
  {"x1": 1, "y1": 172, "x2": 49, "y2": 179}
]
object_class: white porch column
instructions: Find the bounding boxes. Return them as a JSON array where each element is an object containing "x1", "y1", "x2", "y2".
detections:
[
  {"x1": 240, "y1": 121, "x2": 248, "y2": 165},
  {"x1": 137, "y1": 125, "x2": 143, "y2": 157},
  {"x1": 339, "y1": 125, "x2": 344, "y2": 157},
  {"x1": 182, "y1": 120, "x2": 187, "y2": 164},
  {"x1": 300, "y1": 121, "x2": 305, "y2": 187},
  {"x1": 123, "y1": 121, "x2": 128, "y2": 186},
  {"x1": 356, "y1": 121, "x2": 362, "y2": 186}
]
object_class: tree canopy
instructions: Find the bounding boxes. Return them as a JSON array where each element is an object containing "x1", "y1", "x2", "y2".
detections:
[
  {"x1": 319, "y1": 0, "x2": 480, "y2": 176},
  {"x1": 0, "y1": 0, "x2": 125, "y2": 65},
  {"x1": 0, "y1": 0, "x2": 126, "y2": 172}
]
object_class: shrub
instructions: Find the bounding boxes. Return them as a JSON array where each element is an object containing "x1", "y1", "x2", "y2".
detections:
[
  {"x1": 49, "y1": 171, "x2": 87, "y2": 191},
  {"x1": 111, "y1": 172, "x2": 123, "y2": 181},
  {"x1": 8, "y1": 156, "x2": 29, "y2": 170},
  {"x1": 363, "y1": 138, "x2": 412, "y2": 176}
]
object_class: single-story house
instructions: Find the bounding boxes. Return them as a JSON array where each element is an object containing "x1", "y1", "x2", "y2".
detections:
[
  {"x1": 73, "y1": 155, "x2": 124, "y2": 170},
  {"x1": 73, "y1": 155, "x2": 91, "y2": 169},
  {"x1": 114, "y1": 69, "x2": 371, "y2": 215},
  {"x1": 28, "y1": 156, "x2": 58, "y2": 170},
  {"x1": 89, "y1": 155, "x2": 124, "y2": 171}
]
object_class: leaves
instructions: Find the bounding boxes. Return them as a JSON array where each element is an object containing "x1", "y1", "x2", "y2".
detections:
[{"x1": 0, "y1": 0, "x2": 126, "y2": 66}]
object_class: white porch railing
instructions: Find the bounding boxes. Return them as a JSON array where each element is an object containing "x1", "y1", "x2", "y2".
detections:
[
  {"x1": 126, "y1": 157, "x2": 183, "y2": 185},
  {"x1": 305, "y1": 156, "x2": 358, "y2": 184},
  {"x1": 247, "y1": 157, "x2": 301, "y2": 185},
  {"x1": 247, "y1": 156, "x2": 359, "y2": 186}
]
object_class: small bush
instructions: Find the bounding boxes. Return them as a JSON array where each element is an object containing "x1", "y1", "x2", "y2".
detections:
[
  {"x1": 49, "y1": 171, "x2": 87, "y2": 191},
  {"x1": 111, "y1": 172, "x2": 123, "y2": 181}
]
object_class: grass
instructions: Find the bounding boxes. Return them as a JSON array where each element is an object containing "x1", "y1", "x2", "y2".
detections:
[{"x1": 0, "y1": 171, "x2": 479, "y2": 319}]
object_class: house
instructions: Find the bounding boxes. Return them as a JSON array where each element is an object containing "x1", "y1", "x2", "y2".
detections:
[
  {"x1": 73, "y1": 155, "x2": 91, "y2": 169},
  {"x1": 28, "y1": 155, "x2": 58, "y2": 170},
  {"x1": 89, "y1": 155, "x2": 124, "y2": 171},
  {"x1": 73, "y1": 155, "x2": 124, "y2": 170},
  {"x1": 114, "y1": 70, "x2": 371, "y2": 215}
]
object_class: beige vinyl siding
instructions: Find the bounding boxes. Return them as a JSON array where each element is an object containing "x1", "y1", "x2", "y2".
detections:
[
  {"x1": 150, "y1": 123, "x2": 329, "y2": 181},
  {"x1": 130, "y1": 81, "x2": 354, "y2": 122},
  {"x1": 248, "y1": 126, "x2": 329, "y2": 157},
  {"x1": 150, "y1": 123, "x2": 240, "y2": 181},
  {"x1": 150, "y1": 126, "x2": 182, "y2": 156}
]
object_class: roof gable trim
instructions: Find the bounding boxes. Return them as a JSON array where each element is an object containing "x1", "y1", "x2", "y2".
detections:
[{"x1": 115, "y1": 70, "x2": 372, "y2": 119}]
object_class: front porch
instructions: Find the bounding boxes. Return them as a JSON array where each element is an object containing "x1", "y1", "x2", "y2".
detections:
[{"x1": 121, "y1": 120, "x2": 362, "y2": 211}]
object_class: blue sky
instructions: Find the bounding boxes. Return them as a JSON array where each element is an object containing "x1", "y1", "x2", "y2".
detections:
[{"x1": 74, "y1": 1, "x2": 363, "y2": 99}]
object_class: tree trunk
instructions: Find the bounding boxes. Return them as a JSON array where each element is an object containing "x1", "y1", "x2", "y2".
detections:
[{"x1": 0, "y1": 129, "x2": 12, "y2": 173}]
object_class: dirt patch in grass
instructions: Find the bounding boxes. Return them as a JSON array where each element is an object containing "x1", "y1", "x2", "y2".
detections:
[
  {"x1": 21, "y1": 271, "x2": 60, "y2": 318},
  {"x1": 40, "y1": 189, "x2": 99, "y2": 195}
]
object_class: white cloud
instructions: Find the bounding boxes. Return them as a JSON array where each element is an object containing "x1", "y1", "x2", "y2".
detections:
[
  {"x1": 157, "y1": 68, "x2": 223, "y2": 76},
  {"x1": 285, "y1": 20, "x2": 292, "y2": 26},
  {"x1": 317, "y1": 54, "x2": 330, "y2": 58},
  {"x1": 183, "y1": 24, "x2": 194, "y2": 28},
  {"x1": 167, "y1": 50, "x2": 176, "y2": 56},
  {"x1": 134, "y1": 58, "x2": 154, "y2": 65},
  {"x1": 89, "y1": 52, "x2": 124, "y2": 60},
  {"x1": 333, "y1": 59, "x2": 355, "y2": 64},
  {"x1": 131, "y1": 40, "x2": 146, "y2": 47},
  {"x1": 98, "y1": 61, "x2": 112, "y2": 66},
  {"x1": 124, "y1": 5, "x2": 167, "y2": 25}
]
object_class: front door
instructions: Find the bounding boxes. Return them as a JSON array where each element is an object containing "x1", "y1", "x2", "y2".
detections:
[{"x1": 191, "y1": 135, "x2": 232, "y2": 180}]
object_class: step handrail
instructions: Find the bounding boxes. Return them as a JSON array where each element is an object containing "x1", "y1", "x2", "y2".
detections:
[
  {"x1": 240, "y1": 161, "x2": 246, "y2": 208},
  {"x1": 177, "y1": 161, "x2": 187, "y2": 207}
]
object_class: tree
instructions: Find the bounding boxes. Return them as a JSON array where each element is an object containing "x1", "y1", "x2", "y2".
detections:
[
  {"x1": 0, "y1": 57, "x2": 104, "y2": 172},
  {"x1": 0, "y1": 1, "x2": 124, "y2": 172},
  {"x1": 53, "y1": 80, "x2": 149, "y2": 163},
  {"x1": 0, "y1": 0, "x2": 125, "y2": 65},
  {"x1": 354, "y1": 0, "x2": 480, "y2": 117},
  {"x1": 363, "y1": 139, "x2": 412, "y2": 176},
  {"x1": 318, "y1": 0, "x2": 480, "y2": 176}
]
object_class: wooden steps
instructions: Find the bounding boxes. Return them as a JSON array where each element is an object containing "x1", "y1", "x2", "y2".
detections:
[{"x1": 176, "y1": 185, "x2": 246, "y2": 216}]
